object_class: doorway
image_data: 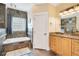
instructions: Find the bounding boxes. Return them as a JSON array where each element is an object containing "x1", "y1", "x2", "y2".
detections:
[{"x1": 33, "y1": 12, "x2": 49, "y2": 50}]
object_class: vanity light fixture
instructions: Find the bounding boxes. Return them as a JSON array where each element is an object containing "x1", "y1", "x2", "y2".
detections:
[
  {"x1": 68, "y1": 9, "x2": 74, "y2": 13},
  {"x1": 69, "y1": 9, "x2": 76, "y2": 15},
  {"x1": 63, "y1": 11, "x2": 68, "y2": 14},
  {"x1": 59, "y1": 12, "x2": 63, "y2": 16},
  {"x1": 59, "y1": 10, "x2": 70, "y2": 16},
  {"x1": 60, "y1": 11, "x2": 70, "y2": 16},
  {"x1": 74, "y1": 6, "x2": 79, "y2": 11},
  {"x1": 59, "y1": 4, "x2": 79, "y2": 16},
  {"x1": 74, "y1": 6, "x2": 79, "y2": 12}
]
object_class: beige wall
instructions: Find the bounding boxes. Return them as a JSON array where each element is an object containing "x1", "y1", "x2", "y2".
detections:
[
  {"x1": 32, "y1": 3, "x2": 78, "y2": 33},
  {"x1": 48, "y1": 3, "x2": 78, "y2": 32},
  {"x1": 48, "y1": 4, "x2": 61, "y2": 32},
  {"x1": 32, "y1": 4, "x2": 61, "y2": 32}
]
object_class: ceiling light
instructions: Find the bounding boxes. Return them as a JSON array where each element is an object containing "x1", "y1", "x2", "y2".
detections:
[
  {"x1": 63, "y1": 11, "x2": 69, "y2": 15},
  {"x1": 59, "y1": 12, "x2": 63, "y2": 16},
  {"x1": 68, "y1": 9, "x2": 74, "y2": 13},
  {"x1": 74, "y1": 6, "x2": 79, "y2": 11}
]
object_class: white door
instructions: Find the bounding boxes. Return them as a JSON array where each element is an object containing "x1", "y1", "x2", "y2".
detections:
[{"x1": 33, "y1": 12, "x2": 49, "y2": 50}]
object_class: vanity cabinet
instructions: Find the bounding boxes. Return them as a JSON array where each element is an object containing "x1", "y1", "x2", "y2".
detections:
[
  {"x1": 61, "y1": 38, "x2": 71, "y2": 56},
  {"x1": 49, "y1": 35, "x2": 62, "y2": 55},
  {"x1": 50, "y1": 36, "x2": 61, "y2": 54},
  {"x1": 72, "y1": 39, "x2": 79, "y2": 56},
  {"x1": 49, "y1": 35, "x2": 72, "y2": 56},
  {"x1": 50, "y1": 36, "x2": 56, "y2": 52}
]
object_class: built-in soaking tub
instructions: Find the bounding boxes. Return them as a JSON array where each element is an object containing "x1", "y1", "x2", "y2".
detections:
[
  {"x1": 3, "y1": 37, "x2": 31, "y2": 53},
  {"x1": 3, "y1": 37, "x2": 30, "y2": 45}
]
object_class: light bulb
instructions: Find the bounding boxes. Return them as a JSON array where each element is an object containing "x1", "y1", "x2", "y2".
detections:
[
  {"x1": 63, "y1": 11, "x2": 68, "y2": 14},
  {"x1": 74, "y1": 6, "x2": 79, "y2": 11},
  {"x1": 59, "y1": 12, "x2": 63, "y2": 16},
  {"x1": 68, "y1": 9, "x2": 74, "y2": 13}
]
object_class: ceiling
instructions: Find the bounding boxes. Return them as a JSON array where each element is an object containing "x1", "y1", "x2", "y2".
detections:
[
  {"x1": 3, "y1": 3, "x2": 78, "y2": 12},
  {"x1": 56, "y1": 3, "x2": 78, "y2": 11},
  {"x1": 51, "y1": 3, "x2": 60, "y2": 6}
]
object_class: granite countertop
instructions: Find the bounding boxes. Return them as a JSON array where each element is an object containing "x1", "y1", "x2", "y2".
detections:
[{"x1": 50, "y1": 32, "x2": 79, "y2": 40}]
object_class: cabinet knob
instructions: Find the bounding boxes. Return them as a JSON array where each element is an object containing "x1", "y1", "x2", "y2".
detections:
[{"x1": 44, "y1": 33, "x2": 47, "y2": 35}]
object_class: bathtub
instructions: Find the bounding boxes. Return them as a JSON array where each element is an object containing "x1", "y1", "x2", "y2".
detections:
[{"x1": 3, "y1": 37, "x2": 31, "y2": 45}]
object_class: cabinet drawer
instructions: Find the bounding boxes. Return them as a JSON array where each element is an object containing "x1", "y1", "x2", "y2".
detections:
[
  {"x1": 72, "y1": 40, "x2": 79, "y2": 45},
  {"x1": 72, "y1": 46, "x2": 79, "y2": 55},
  {"x1": 72, "y1": 52, "x2": 79, "y2": 56},
  {"x1": 72, "y1": 40, "x2": 79, "y2": 55}
]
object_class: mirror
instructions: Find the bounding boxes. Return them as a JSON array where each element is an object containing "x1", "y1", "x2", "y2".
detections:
[
  {"x1": 61, "y1": 14, "x2": 79, "y2": 34},
  {"x1": 61, "y1": 17, "x2": 76, "y2": 33}
]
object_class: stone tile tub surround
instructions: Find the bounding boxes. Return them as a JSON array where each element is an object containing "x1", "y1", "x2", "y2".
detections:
[{"x1": 0, "y1": 28, "x2": 6, "y2": 35}]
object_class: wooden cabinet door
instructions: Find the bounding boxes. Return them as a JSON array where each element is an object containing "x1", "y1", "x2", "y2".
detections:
[
  {"x1": 56, "y1": 37, "x2": 62, "y2": 55},
  {"x1": 49, "y1": 35, "x2": 72, "y2": 56},
  {"x1": 50, "y1": 36, "x2": 62, "y2": 55},
  {"x1": 49, "y1": 36, "x2": 52, "y2": 49},
  {"x1": 72, "y1": 39, "x2": 79, "y2": 56},
  {"x1": 49, "y1": 35, "x2": 53, "y2": 50},
  {"x1": 49, "y1": 35, "x2": 54, "y2": 49},
  {"x1": 50, "y1": 36, "x2": 56, "y2": 52},
  {"x1": 49, "y1": 36, "x2": 58, "y2": 53},
  {"x1": 62, "y1": 38, "x2": 72, "y2": 56},
  {"x1": 49, "y1": 36, "x2": 65, "y2": 55},
  {"x1": 53, "y1": 37, "x2": 59, "y2": 53}
]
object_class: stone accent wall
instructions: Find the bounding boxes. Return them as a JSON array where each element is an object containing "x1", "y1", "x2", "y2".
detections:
[
  {"x1": 7, "y1": 8, "x2": 28, "y2": 38},
  {"x1": 0, "y1": 3, "x2": 5, "y2": 28}
]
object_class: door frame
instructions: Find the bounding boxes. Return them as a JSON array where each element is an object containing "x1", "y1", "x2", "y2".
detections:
[{"x1": 32, "y1": 12, "x2": 49, "y2": 50}]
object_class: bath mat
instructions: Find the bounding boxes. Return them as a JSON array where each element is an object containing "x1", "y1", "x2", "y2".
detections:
[{"x1": 6, "y1": 47, "x2": 34, "y2": 56}]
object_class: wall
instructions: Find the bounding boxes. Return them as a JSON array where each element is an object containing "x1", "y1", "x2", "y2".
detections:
[
  {"x1": 4, "y1": 3, "x2": 33, "y2": 27},
  {"x1": 32, "y1": 4, "x2": 61, "y2": 33},
  {"x1": 48, "y1": 4, "x2": 61, "y2": 32},
  {"x1": 48, "y1": 3, "x2": 77, "y2": 32},
  {"x1": 0, "y1": 4, "x2": 5, "y2": 28},
  {"x1": 32, "y1": 4, "x2": 61, "y2": 50},
  {"x1": 5, "y1": 3, "x2": 33, "y2": 22},
  {"x1": 4, "y1": 3, "x2": 33, "y2": 38}
]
